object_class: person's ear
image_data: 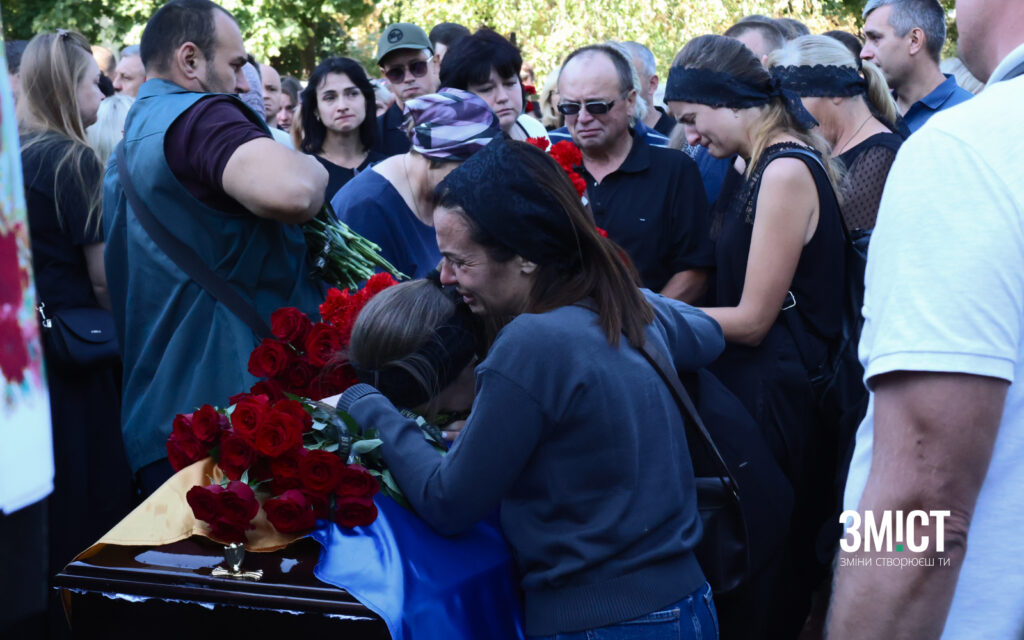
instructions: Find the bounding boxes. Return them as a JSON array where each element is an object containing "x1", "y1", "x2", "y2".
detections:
[
  {"x1": 907, "y1": 27, "x2": 926, "y2": 57},
  {"x1": 176, "y1": 42, "x2": 201, "y2": 80},
  {"x1": 518, "y1": 257, "x2": 538, "y2": 275}
]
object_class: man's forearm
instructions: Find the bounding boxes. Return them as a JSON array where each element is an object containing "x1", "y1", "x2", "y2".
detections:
[{"x1": 659, "y1": 268, "x2": 708, "y2": 304}]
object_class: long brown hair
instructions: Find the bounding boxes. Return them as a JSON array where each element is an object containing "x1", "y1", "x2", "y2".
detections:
[
  {"x1": 17, "y1": 30, "x2": 104, "y2": 234},
  {"x1": 440, "y1": 141, "x2": 654, "y2": 348},
  {"x1": 673, "y1": 34, "x2": 842, "y2": 191}
]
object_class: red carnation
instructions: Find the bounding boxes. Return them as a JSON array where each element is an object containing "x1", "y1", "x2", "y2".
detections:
[
  {"x1": 319, "y1": 288, "x2": 356, "y2": 328},
  {"x1": 186, "y1": 484, "x2": 224, "y2": 522},
  {"x1": 250, "y1": 411, "x2": 302, "y2": 458},
  {"x1": 247, "y1": 338, "x2": 292, "y2": 378},
  {"x1": 523, "y1": 83, "x2": 536, "y2": 96},
  {"x1": 305, "y1": 323, "x2": 344, "y2": 367},
  {"x1": 299, "y1": 449, "x2": 345, "y2": 496},
  {"x1": 218, "y1": 480, "x2": 259, "y2": 527},
  {"x1": 264, "y1": 489, "x2": 318, "y2": 533},
  {"x1": 525, "y1": 136, "x2": 550, "y2": 152},
  {"x1": 191, "y1": 404, "x2": 227, "y2": 446},
  {"x1": 218, "y1": 434, "x2": 258, "y2": 481},
  {"x1": 231, "y1": 399, "x2": 266, "y2": 442},
  {"x1": 333, "y1": 496, "x2": 378, "y2": 528},
  {"x1": 270, "y1": 307, "x2": 312, "y2": 346},
  {"x1": 250, "y1": 379, "x2": 285, "y2": 403},
  {"x1": 550, "y1": 140, "x2": 582, "y2": 169},
  {"x1": 362, "y1": 273, "x2": 397, "y2": 297},
  {"x1": 336, "y1": 464, "x2": 380, "y2": 499},
  {"x1": 569, "y1": 172, "x2": 587, "y2": 197},
  {"x1": 279, "y1": 357, "x2": 318, "y2": 394},
  {"x1": 595, "y1": 226, "x2": 609, "y2": 238}
]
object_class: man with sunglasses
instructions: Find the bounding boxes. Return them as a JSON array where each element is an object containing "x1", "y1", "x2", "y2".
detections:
[
  {"x1": 551, "y1": 44, "x2": 712, "y2": 304},
  {"x1": 373, "y1": 22, "x2": 440, "y2": 157}
]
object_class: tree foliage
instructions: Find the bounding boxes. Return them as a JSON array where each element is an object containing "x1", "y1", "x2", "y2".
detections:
[{"x1": 3, "y1": 0, "x2": 958, "y2": 78}]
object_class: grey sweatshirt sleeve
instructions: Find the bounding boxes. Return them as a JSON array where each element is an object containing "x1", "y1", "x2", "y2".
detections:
[{"x1": 341, "y1": 370, "x2": 547, "y2": 536}]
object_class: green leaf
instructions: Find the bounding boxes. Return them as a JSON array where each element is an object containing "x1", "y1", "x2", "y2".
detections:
[{"x1": 351, "y1": 439, "x2": 383, "y2": 456}]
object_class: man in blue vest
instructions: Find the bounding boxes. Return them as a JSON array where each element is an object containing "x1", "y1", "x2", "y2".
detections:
[{"x1": 103, "y1": 0, "x2": 328, "y2": 495}]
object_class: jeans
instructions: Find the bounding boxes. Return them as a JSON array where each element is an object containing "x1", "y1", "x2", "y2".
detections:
[{"x1": 529, "y1": 582, "x2": 718, "y2": 640}]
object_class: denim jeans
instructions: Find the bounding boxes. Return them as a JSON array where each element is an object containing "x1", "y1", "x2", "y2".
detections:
[{"x1": 529, "y1": 582, "x2": 718, "y2": 640}]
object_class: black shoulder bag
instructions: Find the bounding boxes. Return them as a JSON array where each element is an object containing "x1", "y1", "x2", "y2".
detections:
[
  {"x1": 115, "y1": 143, "x2": 272, "y2": 339},
  {"x1": 36, "y1": 302, "x2": 120, "y2": 367}
]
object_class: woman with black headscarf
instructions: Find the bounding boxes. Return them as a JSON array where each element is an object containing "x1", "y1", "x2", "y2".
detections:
[{"x1": 339, "y1": 137, "x2": 723, "y2": 639}]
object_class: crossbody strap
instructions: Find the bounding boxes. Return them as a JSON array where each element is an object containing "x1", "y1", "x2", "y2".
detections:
[
  {"x1": 636, "y1": 340, "x2": 740, "y2": 500},
  {"x1": 116, "y1": 142, "x2": 272, "y2": 339}
]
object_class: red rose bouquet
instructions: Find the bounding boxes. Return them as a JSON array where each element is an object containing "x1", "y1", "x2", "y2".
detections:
[{"x1": 167, "y1": 273, "x2": 404, "y2": 543}]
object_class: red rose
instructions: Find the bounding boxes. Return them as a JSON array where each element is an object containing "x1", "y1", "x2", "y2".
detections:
[
  {"x1": 231, "y1": 399, "x2": 266, "y2": 442},
  {"x1": 218, "y1": 480, "x2": 259, "y2": 527},
  {"x1": 273, "y1": 399, "x2": 313, "y2": 432},
  {"x1": 191, "y1": 404, "x2": 227, "y2": 446},
  {"x1": 247, "y1": 338, "x2": 292, "y2": 378},
  {"x1": 361, "y1": 273, "x2": 397, "y2": 297},
  {"x1": 264, "y1": 489, "x2": 318, "y2": 533},
  {"x1": 269, "y1": 447, "x2": 305, "y2": 493},
  {"x1": 523, "y1": 83, "x2": 536, "y2": 95},
  {"x1": 208, "y1": 519, "x2": 248, "y2": 544},
  {"x1": 186, "y1": 484, "x2": 224, "y2": 522},
  {"x1": 299, "y1": 449, "x2": 344, "y2": 495},
  {"x1": 279, "y1": 357, "x2": 317, "y2": 394},
  {"x1": 228, "y1": 391, "x2": 255, "y2": 405},
  {"x1": 250, "y1": 380, "x2": 285, "y2": 403},
  {"x1": 305, "y1": 323, "x2": 344, "y2": 367},
  {"x1": 336, "y1": 464, "x2": 380, "y2": 499},
  {"x1": 167, "y1": 428, "x2": 206, "y2": 471},
  {"x1": 270, "y1": 307, "x2": 313, "y2": 346},
  {"x1": 326, "y1": 363, "x2": 359, "y2": 396},
  {"x1": 218, "y1": 434, "x2": 258, "y2": 481},
  {"x1": 251, "y1": 411, "x2": 302, "y2": 458},
  {"x1": 333, "y1": 496, "x2": 378, "y2": 528}
]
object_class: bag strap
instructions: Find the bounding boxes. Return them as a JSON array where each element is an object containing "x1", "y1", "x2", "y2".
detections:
[
  {"x1": 637, "y1": 339, "x2": 741, "y2": 502},
  {"x1": 116, "y1": 142, "x2": 273, "y2": 339}
]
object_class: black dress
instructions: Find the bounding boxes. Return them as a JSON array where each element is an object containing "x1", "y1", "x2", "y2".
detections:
[
  {"x1": 21, "y1": 134, "x2": 134, "y2": 578},
  {"x1": 317, "y1": 150, "x2": 385, "y2": 206},
  {"x1": 707, "y1": 142, "x2": 847, "y2": 638},
  {"x1": 837, "y1": 132, "x2": 903, "y2": 232}
]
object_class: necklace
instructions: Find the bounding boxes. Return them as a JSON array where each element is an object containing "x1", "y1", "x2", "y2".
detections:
[
  {"x1": 402, "y1": 154, "x2": 427, "y2": 223},
  {"x1": 836, "y1": 113, "x2": 873, "y2": 155}
]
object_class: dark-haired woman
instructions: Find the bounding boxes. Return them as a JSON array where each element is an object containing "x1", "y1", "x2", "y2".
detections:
[
  {"x1": 340, "y1": 137, "x2": 722, "y2": 639},
  {"x1": 666, "y1": 34, "x2": 847, "y2": 637},
  {"x1": 300, "y1": 57, "x2": 385, "y2": 203},
  {"x1": 18, "y1": 29, "x2": 134, "y2": 629},
  {"x1": 440, "y1": 28, "x2": 548, "y2": 141}
]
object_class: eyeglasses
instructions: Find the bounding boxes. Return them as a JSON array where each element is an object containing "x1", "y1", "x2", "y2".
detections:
[
  {"x1": 383, "y1": 59, "x2": 429, "y2": 84},
  {"x1": 557, "y1": 94, "x2": 626, "y2": 116}
]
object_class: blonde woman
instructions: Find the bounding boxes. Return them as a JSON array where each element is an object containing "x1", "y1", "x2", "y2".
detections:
[
  {"x1": 666, "y1": 34, "x2": 848, "y2": 639},
  {"x1": 769, "y1": 34, "x2": 904, "y2": 233},
  {"x1": 18, "y1": 29, "x2": 134, "y2": 585}
]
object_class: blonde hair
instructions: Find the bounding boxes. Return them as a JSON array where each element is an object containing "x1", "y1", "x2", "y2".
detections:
[
  {"x1": 538, "y1": 70, "x2": 562, "y2": 130},
  {"x1": 673, "y1": 35, "x2": 842, "y2": 192},
  {"x1": 18, "y1": 31, "x2": 103, "y2": 234},
  {"x1": 768, "y1": 35, "x2": 899, "y2": 130},
  {"x1": 87, "y1": 94, "x2": 134, "y2": 167}
]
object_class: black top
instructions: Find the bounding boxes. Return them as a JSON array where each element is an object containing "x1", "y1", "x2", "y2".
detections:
[
  {"x1": 578, "y1": 131, "x2": 714, "y2": 292},
  {"x1": 837, "y1": 132, "x2": 903, "y2": 231},
  {"x1": 22, "y1": 134, "x2": 104, "y2": 311},
  {"x1": 316, "y1": 150, "x2": 386, "y2": 205},
  {"x1": 372, "y1": 103, "x2": 411, "y2": 157},
  {"x1": 652, "y1": 106, "x2": 677, "y2": 137}
]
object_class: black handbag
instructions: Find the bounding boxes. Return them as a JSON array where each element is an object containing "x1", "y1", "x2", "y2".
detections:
[
  {"x1": 36, "y1": 302, "x2": 120, "y2": 366},
  {"x1": 639, "y1": 342, "x2": 794, "y2": 595}
]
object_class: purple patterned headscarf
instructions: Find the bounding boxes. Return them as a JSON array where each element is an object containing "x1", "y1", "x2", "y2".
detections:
[{"x1": 403, "y1": 89, "x2": 503, "y2": 162}]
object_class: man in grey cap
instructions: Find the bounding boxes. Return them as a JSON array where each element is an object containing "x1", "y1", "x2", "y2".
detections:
[{"x1": 373, "y1": 22, "x2": 440, "y2": 156}]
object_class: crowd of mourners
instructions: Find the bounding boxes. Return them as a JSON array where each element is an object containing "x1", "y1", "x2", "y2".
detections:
[{"x1": 5, "y1": 0, "x2": 1024, "y2": 638}]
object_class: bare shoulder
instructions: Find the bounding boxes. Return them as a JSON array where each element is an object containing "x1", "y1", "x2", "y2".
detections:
[{"x1": 760, "y1": 155, "x2": 815, "y2": 190}]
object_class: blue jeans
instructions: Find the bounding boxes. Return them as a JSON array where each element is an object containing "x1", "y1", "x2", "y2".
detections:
[{"x1": 529, "y1": 582, "x2": 718, "y2": 640}]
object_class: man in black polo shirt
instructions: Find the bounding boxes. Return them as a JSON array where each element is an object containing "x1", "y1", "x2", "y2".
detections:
[
  {"x1": 373, "y1": 23, "x2": 440, "y2": 157},
  {"x1": 557, "y1": 44, "x2": 712, "y2": 302}
]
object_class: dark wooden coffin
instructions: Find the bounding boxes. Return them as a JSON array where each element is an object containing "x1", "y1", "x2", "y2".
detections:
[{"x1": 54, "y1": 536, "x2": 390, "y2": 639}]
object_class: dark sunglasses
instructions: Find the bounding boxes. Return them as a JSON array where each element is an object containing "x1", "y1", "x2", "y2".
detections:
[
  {"x1": 383, "y1": 59, "x2": 429, "y2": 84},
  {"x1": 557, "y1": 95, "x2": 624, "y2": 116}
]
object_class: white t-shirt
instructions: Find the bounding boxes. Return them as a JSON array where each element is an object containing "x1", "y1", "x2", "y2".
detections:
[{"x1": 844, "y1": 45, "x2": 1024, "y2": 639}]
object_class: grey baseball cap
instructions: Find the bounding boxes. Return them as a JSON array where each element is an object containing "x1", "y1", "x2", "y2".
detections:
[{"x1": 376, "y1": 23, "x2": 433, "y2": 64}]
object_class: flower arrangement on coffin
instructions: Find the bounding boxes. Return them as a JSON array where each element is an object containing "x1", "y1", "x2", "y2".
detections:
[{"x1": 166, "y1": 273, "x2": 413, "y2": 544}]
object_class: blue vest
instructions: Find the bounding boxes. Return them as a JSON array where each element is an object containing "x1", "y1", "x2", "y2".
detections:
[{"x1": 103, "y1": 79, "x2": 324, "y2": 472}]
